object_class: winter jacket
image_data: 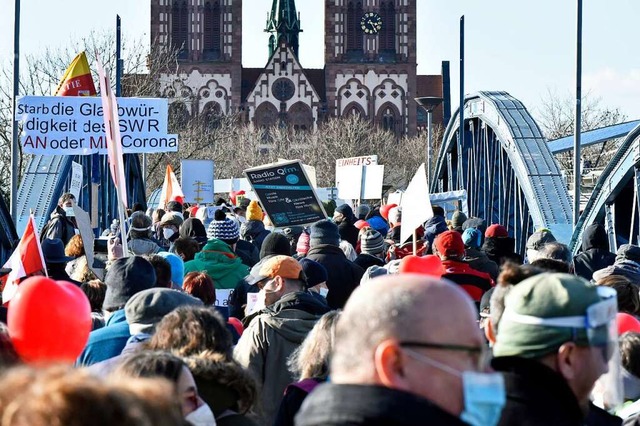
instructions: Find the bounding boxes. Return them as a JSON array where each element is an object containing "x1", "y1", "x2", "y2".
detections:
[
  {"x1": 240, "y1": 220, "x2": 270, "y2": 252},
  {"x1": 274, "y1": 378, "x2": 322, "y2": 426},
  {"x1": 493, "y1": 356, "x2": 622, "y2": 426},
  {"x1": 306, "y1": 244, "x2": 364, "y2": 309},
  {"x1": 482, "y1": 236, "x2": 523, "y2": 265},
  {"x1": 441, "y1": 259, "x2": 494, "y2": 302},
  {"x1": 191, "y1": 352, "x2": 259, "y2": 426},
  {"x1": 593, "y1": 260, "x2": 640, "y2": 285},
  {"x1": 184, "y1": 239, "x2": 249, "y2": 289},
  {"x1": 387, "y1": 225, "x2": 403, "y2": 244},
  {"x1": 464, "y1": 247, "x2": 499, "y2": 281},
  {"x1": 423, "y1": 215, "x2": 448, "y2": 252},
  {"x1": 233, "y1": 291, "x2": 330, "y2": 426},
  {"x1": 295, "y1": 383, "x2": 468, "y2": 426},
  {"x1": 43, "y1": 206, "x2": 76, "y2": 246},
  {"x1": 128, "y1": 237, "x2": 163, "y2": 256},
  {"x1": 337, "y1": 220, "x2": 359, "y2": 249},
  {"x1": 76, "y1": 309, "x2": 130, "y2": 366},
  {"x1": 574, "y1": 224, "x2": 616, "y2": 281},
  {"x1": 235, "y1": 240, "x2": 260, "y2": 268},
  {"x1": 353, "y1": 253, "x2": 385, "y2": 271}
]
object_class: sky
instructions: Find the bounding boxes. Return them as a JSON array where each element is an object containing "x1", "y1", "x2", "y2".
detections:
[{"x1": 1, "y1": 0, "x2": 639, "y2": 122}]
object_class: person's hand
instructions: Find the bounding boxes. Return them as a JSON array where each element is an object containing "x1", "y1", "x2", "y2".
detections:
[{"x1": 108, "y1": 237, "x2": 123, "y2": 261}]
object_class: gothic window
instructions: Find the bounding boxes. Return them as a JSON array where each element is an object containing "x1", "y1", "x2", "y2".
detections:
[
  {"x1": 378, "y1": 103, "x2": 399, "y2": 135},
  {"x1": 343, "y1": 103, "x2": 367, "y2": 119},
  {"x1": 288, "y1": 102, "x2": 313, "y2": 131},
  {"x1": 169, "y1": 102, "x2": 190, "y2": 131},
  {"x1": 203, "y1": 1, "x2": 222, "y2": 61},
  {"x1": 254, "y1": 103, "x2": 279, "y2": 129},
  {"x1": 201, "y1": 102, "x2": 223, "y2": 130},
  {"x1": 379, "y1": 1, "x2": 396, "y2": 59},
  {"x1": 346, "y1": 1, "x2": 363, "y2": 59},
  {"x1": 172, "y1": 1, "x2": 188, "y2": 60}
]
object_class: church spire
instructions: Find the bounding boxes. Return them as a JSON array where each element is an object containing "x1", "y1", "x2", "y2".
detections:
[{"x1": 265, "y1": 0, "x2": 302, "y2": 58}]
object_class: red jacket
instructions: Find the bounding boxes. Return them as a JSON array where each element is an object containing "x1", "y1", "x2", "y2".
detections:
[{"x1": 441, "y1": 259, "x2": 495, "y2": 302}]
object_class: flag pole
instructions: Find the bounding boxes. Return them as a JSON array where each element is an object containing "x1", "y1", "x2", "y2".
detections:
[{"x1": 10, "y1": 0, "x2": 21, "y2": 222}]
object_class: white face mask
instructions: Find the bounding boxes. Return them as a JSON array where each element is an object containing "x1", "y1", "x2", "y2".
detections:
[
  {"x1": 184, "y1": 402, "x2": 217, "y2": 426},
  {"x1": 63, "y1": 206, "x2": 75, "y2": 217},
  {"x1": 163, "y1": 227, "x2": 176, "y2": 240}
]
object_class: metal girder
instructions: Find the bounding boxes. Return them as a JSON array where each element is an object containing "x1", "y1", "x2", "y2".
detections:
[
  {"x1": 433, "y1": 91, "x2": 573, "y2": 252},
  {"x1": 570, "y1": 122, "x2": 640, "y2": 252}
]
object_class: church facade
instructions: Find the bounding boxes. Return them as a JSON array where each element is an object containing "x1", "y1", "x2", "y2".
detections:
[{"x1": 150, "y1": 0, "x2": 444, "y2": 136}]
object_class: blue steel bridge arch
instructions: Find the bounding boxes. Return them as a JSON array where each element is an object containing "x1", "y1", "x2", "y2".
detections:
[
  {"x1": 570, "y1": 122, "x2": 640, "y2": 253},
  {"x1": 432, "y1": 91, "x2": 573, "y2": 256}
]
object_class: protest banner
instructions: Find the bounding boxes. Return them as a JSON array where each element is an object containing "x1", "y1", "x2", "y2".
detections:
[
  {"x1": 16, "y1": 96, "x2": 178, "y2": 155},
  {"x1": 400, "y1": 164, "x2": 433, "y2": 249},
  {"x1": 181, "y1": 160, "x2": 215, "y2": 204},
  {"x1": 335, "y1": 155, "x2": 383, "y2": 200},
  {"x1": 244, "y1": 160, "x2": 327, "y2": 228}
]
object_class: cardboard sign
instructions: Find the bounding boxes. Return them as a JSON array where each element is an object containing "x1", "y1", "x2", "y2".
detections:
[
  {"x1": 69, "y1": 161, "x2": 83, "y2": 200},
  {"x1": 400, "y1": 164, "x2": 433, "y2": 244},
  {"x1": 72, "y1": 205, "x2": 100, "y2": 279},
  {"x1": 181, "y1": 159, "x2": 215, "y2": 204},
  {"x1": 244, "y1": 160, "x2": 327, "y2": 228},
  {"x1": 335, "y1": 155, "x2": 384, "y2": 200},
  {"x1": 16, "y1": 96, "x2": 178, "y2": 155},
  {"x1": 214, "y1": 289, "x2": 234, "y2": 308}
]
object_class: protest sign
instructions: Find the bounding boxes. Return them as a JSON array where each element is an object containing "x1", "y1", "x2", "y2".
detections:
[
  {"x1": 69, "y1": 161, "x2": 83, "y2": 200},
  {"x1": 16, "y1": 96, "x2": 178, "y2": 155},
  {"x1": 400, "y1": 164, "x2": 433, "y2": 245},
  {"x1": 181, "y1": 160, "x2": 215, "y2": 204},
  {"x1": 214, "y1": 289, "x2": 234, "y2": 308},
  {"x1": 335, "y1": 155, "x2": 378, "y2": 168},
  {"x1": 72, "y1": 205, "x2": 100, "y2": 279},
  {"x1": 335, "y1": 155, "x2": 383, "y2": 200},
  {"x1": 244, "y1": 160, "x2": 327, "y2": 228}
]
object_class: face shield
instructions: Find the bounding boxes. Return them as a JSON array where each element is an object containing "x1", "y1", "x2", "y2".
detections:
[{"x1": 502, "y1": 286, "x2": 621, "y2": 410}]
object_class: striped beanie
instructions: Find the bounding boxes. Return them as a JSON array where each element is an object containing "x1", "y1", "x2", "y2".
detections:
[
  {"x1": 207, "y1": 209, "x2": 240, "y2": 243},
  {"x1": 360, "y1": 228, "x2": 385, "y2": 255}
]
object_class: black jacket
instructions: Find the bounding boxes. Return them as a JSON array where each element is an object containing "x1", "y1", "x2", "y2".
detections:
[
  {"x1": 295, "y1": 383, "x2": 468, "y2": 426},
  {"x1": 306, "y1": 244, "x2": 364, "y2": 309},
  {"x1": 493, "y1": 356, "x2": 621, "y2": 426},
  {"x1": 337, "y1": 220, "x2": 359, "y2": 249},
  {"x1": 574, "y1": 223, "x2": 616, "y2": 281},
  {"x1": 43, "y1": 206, "x2": 77, "y2": 246},
  {"x1": 482, "y1": 236, "x2": 522, "y2": 265},
  {"x1": 353, "y1": 253, "x2": 385, "y2": 270},
  {"x1": 235, "y1": 239, "x2": 259, "y2": 268},
  {"x1": 464, "y1": 247, "x2": 499, "y2": 281}
]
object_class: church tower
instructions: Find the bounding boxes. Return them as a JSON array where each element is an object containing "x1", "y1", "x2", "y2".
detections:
[
  {"x1": 266, "y1": 0, "x2": 302, "y2": 58},
  {"x1": 151, "y1": 0, "x2": 243, "y2": 116},
  {"x1": 324, "y1": 0, "x2": 418, "y2": 136}
]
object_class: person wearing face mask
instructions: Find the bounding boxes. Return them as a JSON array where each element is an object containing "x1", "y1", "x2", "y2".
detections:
[
  {"x1": 493, "y1": 273, "x2": 622, "y2": 426},
  {"x1": 42, "y1": 192, "x2": 78, "y2": 246},
  {"x1": 234, "y1": 255, "x2": 331, "y2": 426},
  {"x1": 158, "y1": 211, "x2": 184, "y2": 252},
  {"x1": 296, "y1": 274, "x2": 505, "y2": 426}
]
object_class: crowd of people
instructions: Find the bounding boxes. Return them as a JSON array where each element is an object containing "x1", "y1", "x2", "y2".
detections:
[{"x1": 2, "y1": 191, "x2": 640, "y2": 425}]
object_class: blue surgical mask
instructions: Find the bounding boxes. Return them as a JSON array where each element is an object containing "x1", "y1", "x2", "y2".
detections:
[{"x1": 403, "y1": 348, "x2": 505, "y2": 426}]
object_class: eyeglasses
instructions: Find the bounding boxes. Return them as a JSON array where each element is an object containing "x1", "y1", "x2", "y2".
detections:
[{"x1": 399, "y1": 341, "x2": 492, "y2": 371}]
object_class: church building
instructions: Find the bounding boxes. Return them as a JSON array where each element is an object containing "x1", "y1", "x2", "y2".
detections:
[{"x1": 150, "y1": 0, "x2": 445, "y2": 136}]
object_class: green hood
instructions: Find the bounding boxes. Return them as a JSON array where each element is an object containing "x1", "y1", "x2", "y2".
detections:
[{"x1": 184, "y1": 239, "x2": 249, "y2": 289}]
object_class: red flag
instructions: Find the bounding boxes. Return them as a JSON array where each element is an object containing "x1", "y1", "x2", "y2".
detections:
[{"x1": 1, "y1": 215, "x2": 47, "y2": 304}]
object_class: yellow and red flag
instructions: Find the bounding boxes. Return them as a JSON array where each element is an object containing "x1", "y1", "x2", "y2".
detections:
[
  {"x1": 159, "y1": 164, "x2": 185, "y2": 208},
  {"x1": 54, "y1": 51, "x2": 97, "y2": 96}
]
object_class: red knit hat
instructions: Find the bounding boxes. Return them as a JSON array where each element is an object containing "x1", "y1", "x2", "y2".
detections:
[
  {"x1": 354, "y1": 220, "x2": 370, "y2": 230},
  {"x1": 434, "y1": 230, "x2": 465, "y2": 257},
  {"x1": 485, "y1": 224, "x2": 508, "y2": 238},
  {"x1": 380, "y1": 204, "x2": 398, "y2": 221}
]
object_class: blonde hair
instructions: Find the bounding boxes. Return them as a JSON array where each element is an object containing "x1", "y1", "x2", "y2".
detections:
[{"x1": 288, "y1": 310, "x2": 341, "y2": 381}]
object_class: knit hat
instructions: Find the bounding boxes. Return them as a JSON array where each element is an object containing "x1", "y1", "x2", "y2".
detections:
[
  {"x1": 451, "y1": 211, "x2": 468, "y2": 229},
  {"x1": 158, "y1": 252, "x2": 185, "y2": 287},
  {"x1": 485, "y1": 224, "x2": 509, "y2": 238},
  {"x1": 462, "y1": 217, "x2": 486, "y2": 232},
  {"x1": 354, "y1": 220, "x2": 370, "y2": 230},
  {"x1": 130, "y1": 211, "x2": 152, "y2": 231},
  {"x1": 388, "y1": 207, "x2": 402, "y2": 225},
  {"x1": 494, "y1": 273, "x2": 615, "y2": 359},
  {"x1": 380, "y1": 204, "x2": 398, "y2": 221},
  {"x1": 360, "y1": 229, "x2": 385, "y2": 255},
  {"x1": 298, "y1": 258, "x2": 328, "y2": 288},
  {"x1": 335, "y1": 204, "x2": 355, "y2": 222},
  {"x1": 356, "y1": 204, "x2": 371, "y2": 220},
  {"x1": 296, "y1": 231, "x2": 310, "y2": 255},
  {"x1": 367, "y1": 215, "x2": 390, "y2": 236},
  {"x1": 166, "y1": 200, "x2": 183, "y2": 213},
  {"x1": 260, "y1": 232, "x2": 291, "y2": 259},
  {"x1": 462, "y1": 228, "x2": 482, "y2": 249},
  {"x1": 125, "y1": 288, "x2": 202, "y2": 333},
  {"x1": 434, "y1": 230, "x2": 465, "y2": 257},
  {"x1": 159, "y1": 211, "x2": 184, "y2": 228},
  {"x1": 310, "y1": 219, "x2": 340, "y2": 248},
  {"x1": 526, "y1": 229, "x2": 556, "y2": 250},
  {"x1": 41, "y1": 238, "x2": 74, "y2": 263},
  {"x1": 207, "y1": 209, "x2": 240, "y2": 242},
  {"x1": 103, "y1": 256, "x2": 157, "y2": 311},
  {"x1": 246, "y1": 200, "x2": 263, "y2": 222},
  {"x1": 615, "y1": 244, "x2": 640, "y2": 263}
]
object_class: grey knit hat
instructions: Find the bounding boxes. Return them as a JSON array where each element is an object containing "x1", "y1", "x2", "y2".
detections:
[
  {"x1": 360, "y1": 229, "x2": 385, "y2": 255},
  {"x1": 310, "y1": 219, "x2": 340, "y2": 247}
]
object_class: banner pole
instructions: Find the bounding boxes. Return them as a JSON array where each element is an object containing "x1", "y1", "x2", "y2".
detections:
[
  {"x1": 117, "y1": 186, "x2": 129, "y2": 256},
  {"x1": 413, "y1": 229, "x2": 417, "y2": 255}
]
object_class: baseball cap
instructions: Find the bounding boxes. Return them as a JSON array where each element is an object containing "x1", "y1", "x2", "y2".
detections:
[{"x1": 247, "y1": 255, "x2": 306, "y2": 285}]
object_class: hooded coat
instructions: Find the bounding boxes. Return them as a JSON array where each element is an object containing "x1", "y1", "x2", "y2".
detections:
[
  {"x1": 306, "y1": 244, "x2": 364, "y2": 309},
  {"x1": 240, "y1": 220, "x2": 271, "y2": 252},
  {"x1": 234, "y1": 291, "x2": 330, "y2": 426},
  {"x1": 482, "y1": 236, "x2": 523, "y2": 265},
  {"x1": 180, "y1": 217, "x2": 209, "y2": 247},
  {"x1": 574, "y1": 224, "x2": 617, "y2": 281},
  {"x1": 464, "y1": 247, "x2": 499, "y2": 281},
  {"x1": 184, "y1": 239, "x2": 249, "y2": 289},
  {"x1": 43, "y1": 206, "x2": 77, "y2": 246},
  {"x1": 423, "y1": 215, "x2": 448, "y2": 252}
]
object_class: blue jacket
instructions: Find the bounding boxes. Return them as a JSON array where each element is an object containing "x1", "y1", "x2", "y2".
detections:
[{"x1": 76, "y1": 309, "x2": 131, "y2": 366}]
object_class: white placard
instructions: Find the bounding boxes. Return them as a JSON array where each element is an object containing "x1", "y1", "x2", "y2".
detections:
[
  {"x1": 16, "y1": 96, "x2": 178, "y2": 155},
  {"x1": 335, "y1": 155, "x2": 378, "y2": 168},
  {"x1": 69, "y1": 161, "x2": 83, "y2": 200},
  {"x1": 362, "y1": 165, "x2": 384, "y2": 199},
  {"x1": 336, "y1": 164, "x2": 385, "y2": 200},
  {"x1": 181, "y1": 159, "x2": 215, "y2": 204},
  {"x1": 400, "y1": 164, "x2": 433, "y2": 244},
  {"x1": 214, "y1": 289, "x2": 234, "y2": 308}
]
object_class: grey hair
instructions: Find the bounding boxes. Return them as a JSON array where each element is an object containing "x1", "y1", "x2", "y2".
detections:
[
  {"x1": 288, "y1": 310, "x2": 341, "y2": 381},
  {"x1": 538, "y1": 242, "x2": 573, "y2": 265}
]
